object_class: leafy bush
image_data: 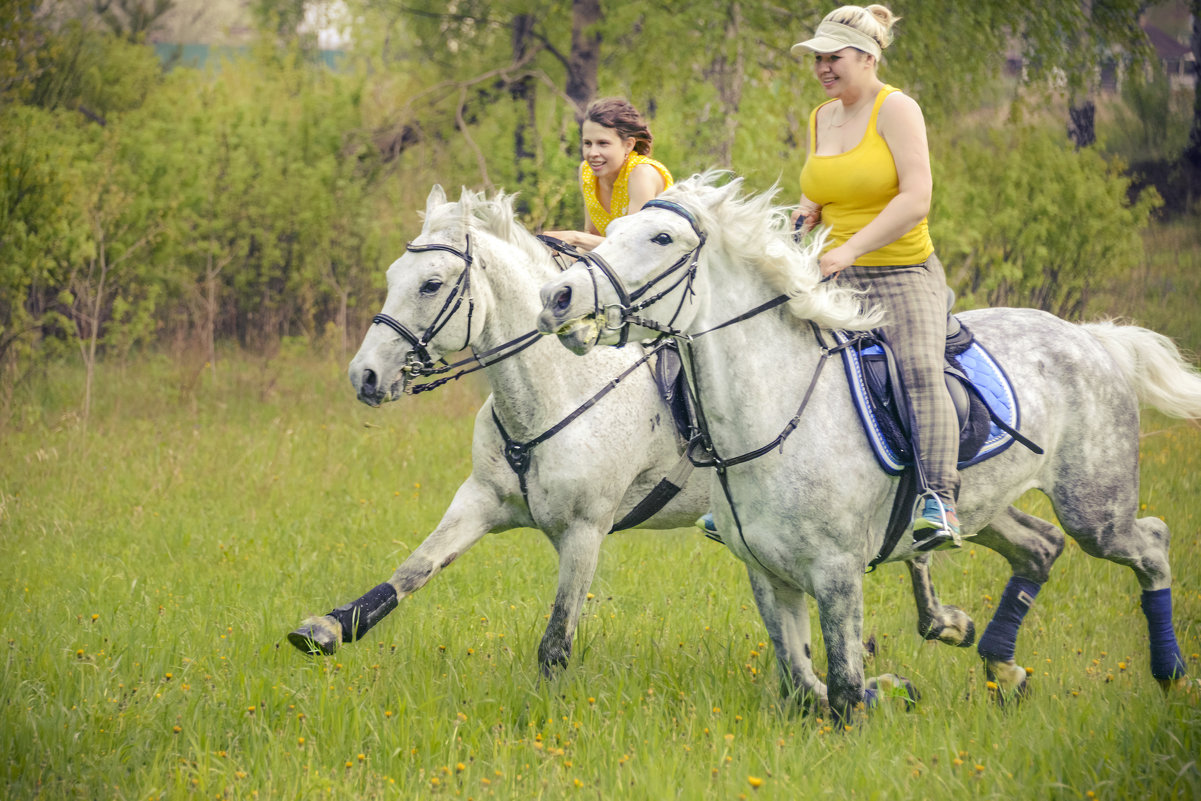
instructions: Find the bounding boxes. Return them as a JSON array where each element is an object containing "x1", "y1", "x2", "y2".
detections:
[{"x1": 933, "y1": 127, "x2": 1161, "y2": 319}]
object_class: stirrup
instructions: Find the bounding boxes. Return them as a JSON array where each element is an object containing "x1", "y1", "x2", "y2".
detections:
[{"x1": 911, "y1": 493, "x2": 963, "y2": 552}]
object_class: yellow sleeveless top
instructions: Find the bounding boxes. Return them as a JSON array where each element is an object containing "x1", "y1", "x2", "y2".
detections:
[
  {"x1": 580, "y1": 153, "x2": 674, "y2": 236},
  {"x1": 799, "y1": 85, "x2": 934, "y2": 266}
]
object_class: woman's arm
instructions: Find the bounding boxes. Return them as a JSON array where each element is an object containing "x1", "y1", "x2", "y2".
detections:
[
  {"x1": 818, "y1": 92, "x2": 932, "y2": 277},
  {"x1": 626, "y1": 163, "x2": 667, "y2": 213}
]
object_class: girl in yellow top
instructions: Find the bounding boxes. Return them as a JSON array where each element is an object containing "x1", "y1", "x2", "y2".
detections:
[
  {"x1": 792, "y1": 4, "x2": 963, "y2": 551},
  {"x1": 545, "y1": 98, "x2": 673, "y2": 250}
]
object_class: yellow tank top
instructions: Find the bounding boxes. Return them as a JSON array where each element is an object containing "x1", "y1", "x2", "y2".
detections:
[
  {"x1": 581, "y1": 153, "x2": 674, "y2": 236},
  {"x1": 799, "y1": 85, "x2": 934, "y2": 266}
]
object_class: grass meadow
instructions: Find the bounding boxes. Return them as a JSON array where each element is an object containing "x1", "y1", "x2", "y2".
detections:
[{"x1": 3, "y1": 221, "x2": 1201, "y2": 800}]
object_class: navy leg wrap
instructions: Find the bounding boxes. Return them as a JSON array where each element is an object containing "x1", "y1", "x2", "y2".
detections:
[
  {"x1": 1141, "y1": 587, "x2": 1187, "y2": 680},
  {"x1": 977, "y1": 576, "x2": 1041, "y2": 662},
  {"x1": 329, "y1": 583, "x2": 399, "y2": 643}
]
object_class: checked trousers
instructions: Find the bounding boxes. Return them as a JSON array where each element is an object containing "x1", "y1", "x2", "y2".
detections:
[{"x1": 839, "y1": 254, "x2": 961, "y2": 506}]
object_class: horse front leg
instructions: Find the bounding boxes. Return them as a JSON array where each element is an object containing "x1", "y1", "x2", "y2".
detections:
[
  {"x1": 746, "y1": 569, "x2": 827, "y2": 713},
  {"x1": 538, "y1": 524, "x2": 606, "y2": 677},
  {"x1": 288, "y1": 476, "x2": 504, "y2": 655},
  {"x1": 812, "y1": 559, "x2": 869, "y2": 722},
  {"x1": 905, "y1": 553, "x2": 976, "y2": 647}
]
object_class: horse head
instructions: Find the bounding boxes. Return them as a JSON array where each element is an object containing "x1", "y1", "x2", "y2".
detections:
[
  {"x1": 536, "y1": 175, "x2": 730, "y2": 354},
  {"x1": 349, "y1": 185, "x2": 488, "y2": 405}
]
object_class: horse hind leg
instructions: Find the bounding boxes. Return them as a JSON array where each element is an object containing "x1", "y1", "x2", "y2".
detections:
[
  {"x1": 970, "y1": 506, "x2": 1067, "y2": 702},
  {"x1": 905, "y1": 554, "x2": 975, "y2": 647},
  {"x1": 1068, "y1": 511, "x2": 1189, "y2": 691}
]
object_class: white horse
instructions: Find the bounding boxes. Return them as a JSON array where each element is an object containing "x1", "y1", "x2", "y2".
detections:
[
  {"x1": 537, "y1": 172, "x2": 1198, "y2": 717},
  {"x1": 288, "y1": 186, "x2": 975, "y2": 686}
]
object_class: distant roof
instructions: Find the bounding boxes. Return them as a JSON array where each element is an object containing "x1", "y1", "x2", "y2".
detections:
[{"x1": 1142, "y1": 23, "x2": 1192, "y2": 60}]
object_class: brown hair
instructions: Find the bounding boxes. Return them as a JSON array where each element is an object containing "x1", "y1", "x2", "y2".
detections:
[{"x1": 584, "y1": 97, "x2": 654, "y2": 156}]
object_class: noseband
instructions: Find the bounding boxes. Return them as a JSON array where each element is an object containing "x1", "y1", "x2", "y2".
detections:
[
  {"x1": 575, "y1": 198, "x2": 707, "y2": 347},
  {"x1": 371, "y1": 235, "x2": 475, "y2": 374}
]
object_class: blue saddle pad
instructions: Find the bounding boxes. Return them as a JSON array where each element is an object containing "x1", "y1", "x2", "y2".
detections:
[{"x1": 834, "y1": 330, "x2": 1020, "y2": 476}]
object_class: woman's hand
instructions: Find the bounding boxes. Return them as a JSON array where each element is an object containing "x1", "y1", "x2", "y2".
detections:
[
  {"x1": 792, "y1": 198, "x2": 822, "y2": 235},
  {"x1": 818, "y1": 243, "x2": 856, "y2": 278},
  {"x1": 541, "y1": 229, "x2": 604, "y2": 251}
]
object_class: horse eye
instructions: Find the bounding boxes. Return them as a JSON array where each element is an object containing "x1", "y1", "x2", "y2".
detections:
[
  {"x1": 651, "y1": 233, "x2": 673, "y2": 246},
  {"x1": 420, "y1": 279, "x2": 443, "y2": 295}
]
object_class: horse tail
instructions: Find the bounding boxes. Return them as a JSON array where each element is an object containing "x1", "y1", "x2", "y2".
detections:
[{"x1": 1082, "y1": 321, "x2": 1201, "y2": 419}]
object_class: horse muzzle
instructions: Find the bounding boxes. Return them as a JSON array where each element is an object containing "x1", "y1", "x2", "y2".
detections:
[{"x1": 538, "y1": 272, "x2": 611, "y2": 355}]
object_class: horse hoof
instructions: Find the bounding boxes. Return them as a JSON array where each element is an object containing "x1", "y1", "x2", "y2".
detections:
[
  {"x1": 288, "y1": 616, "x2": 341, "y2": 656},
  {"x1": 1156, "y1": 675, "x2": 1193, "y2": 694},
  {"x1": 866, "y1": 673, "x2": 920, "y2": 710},
  {"x1": 984, "y1": 659, "x2": 1029, "y2": 705}
]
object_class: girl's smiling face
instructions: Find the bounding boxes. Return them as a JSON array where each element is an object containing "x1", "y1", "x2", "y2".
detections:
[{"x1": 581, "y1": 120, "x2": 635, "y2": 181}]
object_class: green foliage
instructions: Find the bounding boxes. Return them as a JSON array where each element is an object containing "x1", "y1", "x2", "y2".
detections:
[
  {"x1": 0, "y1": 105, "x2": 91, "y2": 391},
  {"x1": 933, "y1": 127, "x2": 1162, "y2": 319},
  {"x1": 0, "y1": 0, "x2": 1195, "y2": 390}
]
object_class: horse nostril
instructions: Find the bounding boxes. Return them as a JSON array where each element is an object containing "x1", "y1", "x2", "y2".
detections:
[
  {"x1": 363, "y1": 368, "x2": 378, "y2": 392},
  {"x1": 553, "y1": 287, "x2": 572, "y2": 314}
]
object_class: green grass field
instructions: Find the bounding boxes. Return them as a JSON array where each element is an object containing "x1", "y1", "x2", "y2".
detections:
[{"x1": 5, "y1": 246, "x2": 1201, "y2": 801}]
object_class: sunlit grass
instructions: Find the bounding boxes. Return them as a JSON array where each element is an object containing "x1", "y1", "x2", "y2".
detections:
[{"x1": 2, "y1": 353, "x2": 1199, "y2": 800}]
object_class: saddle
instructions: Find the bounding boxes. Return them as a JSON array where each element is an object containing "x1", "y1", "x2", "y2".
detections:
[{"x1": 837, "y1": 312, "x2": 1037, "y2": 477}]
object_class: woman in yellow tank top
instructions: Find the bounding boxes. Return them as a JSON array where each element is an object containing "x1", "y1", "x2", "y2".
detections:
[
  {"x1": 792, "y1": 4, "x2": 964, "y2": 551},
  {"x1": 544, "y1": 98, "x2": 673, "y2": 251}
]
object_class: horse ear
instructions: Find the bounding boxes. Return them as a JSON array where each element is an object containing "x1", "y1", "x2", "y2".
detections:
[{"x1": 426, "y1": 185, "x2": 447, "y2": 216}]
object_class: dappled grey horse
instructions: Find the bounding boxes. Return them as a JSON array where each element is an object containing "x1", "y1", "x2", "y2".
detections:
[
  {"x1": 537, "y1": 172, "x2": 1197, "y2": 717},
  {"x1": 288, "y1": 186, "x2": 973, "y2": 688}
]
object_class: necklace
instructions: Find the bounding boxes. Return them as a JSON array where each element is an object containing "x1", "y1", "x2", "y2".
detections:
[{"x1": 828, "y1": 100, "x2": 870, "y2": 128}]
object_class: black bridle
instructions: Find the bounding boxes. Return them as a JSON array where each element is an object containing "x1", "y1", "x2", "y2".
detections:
[
  {"x1": 371, "y1": 236, "x2": 477, "y2": 376},
  {"x1": 574, "y1": 198, "x2": 708, "y2": 347}
]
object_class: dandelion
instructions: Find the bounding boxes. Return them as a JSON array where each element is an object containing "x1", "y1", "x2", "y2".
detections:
[
  {"x1": 345, "y1": 761, "x2": 353, "y2": 769},
  {"x1": 358, "y1": 754, "x2": 366, "y2": 762},
  {"x1": 91, "y1": 614, "x2": 99, "y2": 622},
  {"x1": 748, "y1": 776, "x2": 763, "y2": 789},
  {"x1": 975, "y1": 764, "x2": 985, "y2": 773},
  {"x1": 1118, "y1": 661, "x2": 1127, "y2": 671},
  {"x1": 298, "y1": 738, "x2": 305, "y2": 746},
  {"x1": 456, "y1": 763, "x2": 466, "y2": 773},
  {"x1": 587, "y1": 697, "x2": 596, "y2": 705},
  {"x1": 235, "y1": 771, "x2": 247, "y2": 780},
  {"x1": 573, "y1": 778, "x2": 583, "y2": 788},
  {"x1": 247, "y1": 706, "x2": 255, "y2": 714},
  {"x1": 385, "y1": 710, "x2": 393, "y2": 718},
  {"x1": 724, "y1": 733, "x2": 735, "y2": 743},
  {"x1": 165, "y1": 673, "x2": 173, "y2": 680},
  {"x1": 172, "y1": 726, "x2": 182, "y2": 734},
  {"x1": 430, "y1": 778, "x2": 440, "y2": 787}
]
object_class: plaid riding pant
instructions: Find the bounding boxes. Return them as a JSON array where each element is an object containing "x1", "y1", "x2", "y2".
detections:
[{"x1": 839, "y1": 254, "x2": 960, "y2": 505}]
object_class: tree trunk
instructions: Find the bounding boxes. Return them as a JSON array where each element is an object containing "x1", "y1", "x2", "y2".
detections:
[
  {"x1": 1185, "y1": 0, "x2": 1201, "y2": 168},
  {"x1": 1066, "y1": 0, "x2": 1097, "y2": 149},
  {"x1": 566, "y1": 0, "x2": 601, "y2": 121},
  {"x1": 511, "y1": 13, "x2": 537, "y2": 188},
  {"x1": 1067, "y1": 99, "x2": 1096, "y2": 148}
]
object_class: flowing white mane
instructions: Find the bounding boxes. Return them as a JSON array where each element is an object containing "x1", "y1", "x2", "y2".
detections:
[
  {"x1": 657, "y1": 171, "x2": 882, "y2": 332},
  {"x1": 419, "y1": 187, "x2": 555, "y2": 275}
]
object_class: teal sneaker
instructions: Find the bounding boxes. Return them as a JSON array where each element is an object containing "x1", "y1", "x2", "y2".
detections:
[
  {"x1": 912, "y1": 497, "x2": 962, "y2": 552},
  {"x1": 696, "y1": 513, "x2": 723, "y2": 544}
]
